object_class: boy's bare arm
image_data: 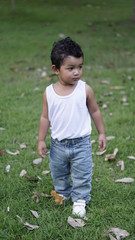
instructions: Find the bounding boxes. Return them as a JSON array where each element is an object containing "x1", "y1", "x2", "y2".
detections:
[
  {"x1": 38, "y1": 91, "x2": 50, "y2": 158},
  {"x1": 86, "y1": 84, "x2": 106, "y2": 151}
]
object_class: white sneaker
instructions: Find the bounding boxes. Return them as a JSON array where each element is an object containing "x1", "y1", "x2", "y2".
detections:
[{"x1": 72, "y1": 199, "x2": 86, "y2": 218}]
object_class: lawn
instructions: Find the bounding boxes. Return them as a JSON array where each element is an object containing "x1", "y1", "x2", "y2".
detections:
[{"x1": 0, "y1": 0, "x2": 135, "y2": 239}]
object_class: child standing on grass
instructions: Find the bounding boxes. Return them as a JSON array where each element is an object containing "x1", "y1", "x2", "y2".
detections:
[{"x1": 38, "y1": 37, "x2": 106, "y2": 217}]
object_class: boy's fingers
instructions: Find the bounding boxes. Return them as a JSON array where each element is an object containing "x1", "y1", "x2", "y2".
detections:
[
  {"x1": 98, "y1": 140, "x2": 102, "y2": 148},
  {"x1": 38, "y1": 149, "x2": 46, "y2": 158}
]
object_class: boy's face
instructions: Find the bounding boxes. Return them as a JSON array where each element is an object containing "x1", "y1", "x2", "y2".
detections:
[{"x1": 53, "y1": 56, "x2": 83, "y2": 86}]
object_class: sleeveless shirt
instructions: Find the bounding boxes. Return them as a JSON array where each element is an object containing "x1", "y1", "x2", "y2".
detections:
[{"x1": 46, "y1": 80, "x2": 92, "y2": 141}]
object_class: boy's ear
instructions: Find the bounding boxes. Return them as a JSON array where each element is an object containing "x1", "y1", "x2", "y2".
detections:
[{"x1": 52, "y1": 65, "x2": 60, "y2": 75}]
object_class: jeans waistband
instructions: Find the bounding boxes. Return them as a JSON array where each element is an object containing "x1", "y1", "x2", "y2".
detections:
[{"x1": 51, "y1": 135, "x2": 90, "y2": 145}]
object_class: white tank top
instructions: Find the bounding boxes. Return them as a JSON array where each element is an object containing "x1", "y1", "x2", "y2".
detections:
[{"x1": 46, "y1": 80, "x2": 92, "y2": 141}]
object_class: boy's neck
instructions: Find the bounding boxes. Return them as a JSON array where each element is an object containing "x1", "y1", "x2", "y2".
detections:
[{"x1": 53, "y1": 80, "x2": 78, "y2": 96}]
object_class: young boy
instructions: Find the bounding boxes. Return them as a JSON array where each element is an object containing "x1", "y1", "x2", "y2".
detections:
[{"x1": 38, "y1": 37, "x2": 106, "y2": 217}]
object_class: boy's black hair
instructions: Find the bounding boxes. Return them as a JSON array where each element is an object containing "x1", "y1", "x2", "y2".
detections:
[{"x1": 50, "y1": 37, "x2": 84, "y2": 69}]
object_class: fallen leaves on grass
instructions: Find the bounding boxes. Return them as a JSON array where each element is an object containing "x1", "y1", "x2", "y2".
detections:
[
  {"x1": 42, "y1": 170, "x2": 50, "y2": 175},
  {"x1": 20, "y1": 171, "x2": 40, "y2": 183},
  {"x1": 110, "y1": 86, "x2": 124, "y2": 90},
  {"x1": 24, "y1": 175, "x2": 39, "y2": 183},
  {"x1": 10, "y1": 66, "x2": 20, "y2": 72},
  {"x1": 92, "y1": 162, "x2": 95, "y2": 168},
  {"x1": 24, "y1": 222, "x2": 39, "y2": 231},
  {"x1": 30, "y1": 210, "x2": 39, "y2": 219},
  {"x1": 100, "y1": 80, "x2": 110, "y2": 85},
  {"x1": 33, "y1": 158, "x2": 42, "y2": 165},
  {"x1": 102, "y1": 103, "x2": 108, "y2": 109},
  {"x1": 50, "y1": 190, "x2": 63, "y2": 204},
  {"x1": 96, "y1": 149, "x2": 106, "y2": 156},
  {"x1": 45, "y1": 76, "x2": 52, "y2": 82},
  {"x1": 116, "y1": 160, "x2": 125, "y2": 171},
  {"x1": 19, "y1": 143, "x2": 27, "y2": 149},
  {"x1": 106, "y1": 136, "x2": 115, "y2": 141},
  {"x1": 115, "y1": 177, "x2": 134, "y2": 183},
  {"x1": 0, "y1": 127, "x2": 5, "y2": 131},
  {"x1": 120, "y1": 96, "x2": 127, "y2": 104},
  {"x1": 32, "y1": 191, "x2": 51, "y2": 203},
  {"x1": 20, "y1": 92, "x2": 24, "y2": 98},
  {"x1": 108, "y1": 227, "x2": 130, "y2": 239},
  {"x1": 7, "y1": 206, "x2": 10, "y2": 213},
  {"x1": 68, "y1": 216, "x2": 85, "y2": 228},
  {"x1": 16, "y1": 215, "x2": 39, "y2": 230},
  {"x1": 109, "y1": 234, "x2": 117, "y2": 240},
  {"x1": 105, "y1": 148, "x2": 118, "y2": 161},
  {"x1": 5, "y1": 164, "x2": 10, "y2": 173},
  {"x1": 6, "y1": 149, "x2": 20, "y2": 155},
  {"x1": 91, "y1": 139, "x2": 96, "y2": 144},
  {"x1": 20, "y1": 170, "x2": 27, "y2": 177},
  {"x1": 32, "y1": 192, "x2": 39, "y2": 203},
  {"x1": 58, "y1": 33, "x2": 65, "y2": 38},
  {"x1": 128, "y1": 156, "x2": 135, "y2": 160}
]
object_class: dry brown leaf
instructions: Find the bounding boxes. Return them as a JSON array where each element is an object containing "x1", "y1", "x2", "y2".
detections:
[
  {"x1": 10, "y1": 66, "x2": 20, "y2": 72},
  {"x1": 115, "y1": 177, "x2": 134, "y2": 183},
  {"x1": 24, "y1": 222, "x2": 39, "y2": 231},
  {"x1": 50, "y1": 190, "x2": 63, "y2": 204},
  {"x1": 31, "y1": 192, "x2": 39, "y2": 203},
  {"x1": 92, "y1": 162, "x2": 95, "y2": 168},
  {"x1": 20, "y1": 92, "x2": 24, "y2": 98},
  {"x1": 109, "y1": 227, "x2": 130, "y2": 240},
  {"x1": 42, "y1": 170, "x2": 50, "y2": 175},
  {"x1": 41, "y1": 71, "x2": 47, "y2": 78},
  {"x1": 100, "y1": 80, "x2": 110, "y2": 85},
  {"x1": 7, "y1": 206, "x2": 10, "y2": 212},
  {"x1": 91, "y1": 139, "x2": 96, "y2": 144},
  {"x1": 106, "y1": 136, "x2": 115, "y2": 141},
  {"x1": 16, "y1": 215, "x2": 39, "y2": 230},
  {"x1": 128, "y1": 156, "x2": 135, "y2": 160},
  {"x1": 59, "y1": 33, "x2": 65, "y2": 38},
  {"x1": 45, "y1": 76, "x2": 52, "y2": 82},
  {"x1": 24, "y1": 175, "x2": 39, "y2": 183},
  {"x1": 6, "y1": 149, "x2": 20, "y2": 155},
  {"x1": 33, "y1": 87, "x2": 40, "y2": 92},
  {"x1": 109, "y1": 234, "x2": 117, "y2": 240},
  {"x1": 19, "y1": 143, "x2": 27, "y2": 149},
  {"x1": 96, "y1": 149, "x2": 106, "y2": 156},
  {"x1": 105, "y1": 148, "x2": 118, "y2": 161},
  {"x1": 16, "y1": 215, "x2": 24, "y2": 224},
  {"x1": 20, "y1": 170, "x2": 27, "y2": 177},
  {"x1": 30, "y1": 210, "x2": 39, "y2": 219},
  {"x1": 120, "y1": 96, "x2": 127, "y2": 103},
  {"x1": 110, "y1": 86, "x2": 124, "y2": 90},
  {"x1": 5, "y1": 164, "x2": 10, "y2": 173},
  {"x1": 116, "y1": 160, "x2": 125, "y2": 171},
  {"x1": 68, "y1": 216, "x2": 85, "y2": 228},
  {"x1": 0, "y1": 127, "x2": 5, "y2": 131},
  {"x1": 104, "y1": 92, "x2": 113, "y2": 96},
  {"x1": 123, "y1": 102, "x2": 129, "y2": 106},
  {"x1": 33, "y1": 158, "x2": 42, "y2": 165},
  {"x1": 102, "y1": 103, "x2": 108, "y2": 109}
]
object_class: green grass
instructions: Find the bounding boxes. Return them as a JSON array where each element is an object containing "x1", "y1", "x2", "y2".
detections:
[{"x1": 0, "y1": 0, "x2": 135, "y2": 239}]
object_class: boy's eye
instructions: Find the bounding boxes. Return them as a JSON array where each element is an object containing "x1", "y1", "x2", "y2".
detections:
[{"x1": 67, "y1": 67, "x2": 73, "y2": 70}]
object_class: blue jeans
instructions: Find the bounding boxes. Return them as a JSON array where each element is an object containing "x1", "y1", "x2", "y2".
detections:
[{"x1": 49, "y1": 135, "x2": 92, "y2": 204}]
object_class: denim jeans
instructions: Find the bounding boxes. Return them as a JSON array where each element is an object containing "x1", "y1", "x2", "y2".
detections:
[{"x1": 49, "y1": 135, "x2": 92, "y2": 204}]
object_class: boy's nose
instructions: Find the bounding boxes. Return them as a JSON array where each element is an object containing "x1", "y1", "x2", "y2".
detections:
[{"x1": 74, "y1": 69, "x2": 79, "y2": 75}]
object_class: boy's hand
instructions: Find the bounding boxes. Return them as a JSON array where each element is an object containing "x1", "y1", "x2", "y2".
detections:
[
  {"x1": 98, "y1": 133, "x2": 106, "y2": 152},
  {"x1": 38, "y1": 141, "x2": 48, "y2": 158}
]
